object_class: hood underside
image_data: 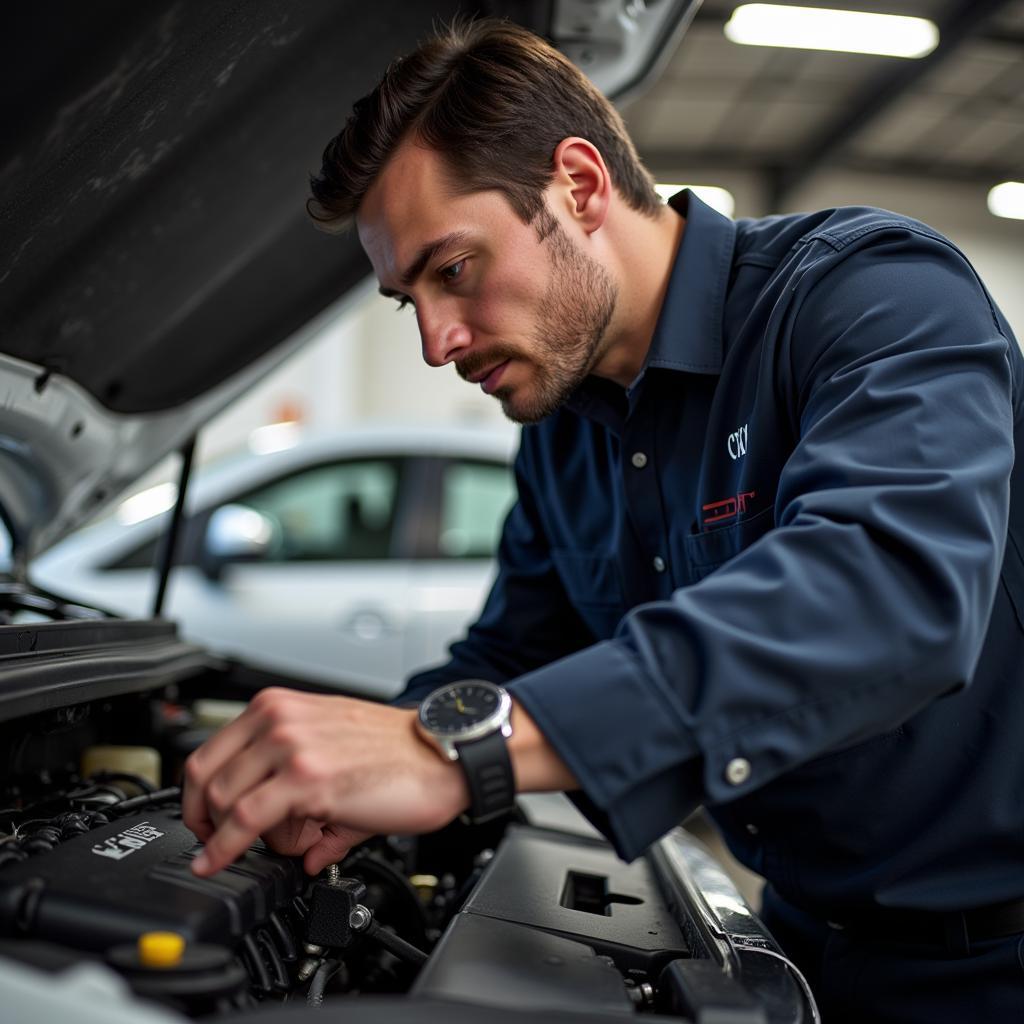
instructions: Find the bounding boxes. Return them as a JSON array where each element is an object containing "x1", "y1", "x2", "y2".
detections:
[{"x1": 1, "y1": 0, "x2": 508, "y2": 415}]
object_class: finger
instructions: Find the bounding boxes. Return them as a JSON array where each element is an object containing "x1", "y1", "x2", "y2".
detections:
[
  {"x1": 261, "y1": 817, "x2": 326, "y2": 858},
  {"x1": 182, "y1": 691, "x2": 286, "y2": 838},
  {"x1": 181, "y1": 767, "x2": 216, "y2": 841},
  {"x1": 303, "y1": 826, "x2": 373, "y2": 876},
  {"x1": 182, "y1": 721, "x2": 263, "y2": 837},
  {"x1": 191, "y1": 776, "x2": 295, "y2": 876},
  {"x1": 202, "y1": 744, "x2": 283, "y2": 824}
]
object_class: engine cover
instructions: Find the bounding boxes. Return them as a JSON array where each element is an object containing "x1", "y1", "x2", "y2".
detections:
[{"x1": 0, "y1": 810, "x2": 305, "y2": 953}]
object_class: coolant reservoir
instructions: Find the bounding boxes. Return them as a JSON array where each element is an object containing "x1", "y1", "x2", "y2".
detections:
[{"x1": 81, "y1": 746, "x2": 161, "y2": 789}]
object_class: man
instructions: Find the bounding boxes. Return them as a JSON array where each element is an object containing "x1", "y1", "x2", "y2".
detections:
[{"x1": 183, "y1": 19, "x2": 1024, "y2": 1021}]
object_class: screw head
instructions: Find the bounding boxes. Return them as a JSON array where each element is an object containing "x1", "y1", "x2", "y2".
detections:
[{"x1": 349, "y1": 906, "x2": 372, "y2": 932}]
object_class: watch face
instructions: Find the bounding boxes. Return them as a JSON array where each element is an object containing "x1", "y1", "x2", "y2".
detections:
[{"x1": 420, "y1": 682, "x2": 504, "y2": 738}]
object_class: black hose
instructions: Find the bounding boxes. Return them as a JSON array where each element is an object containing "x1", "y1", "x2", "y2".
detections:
[
  {"x1": 241, "y1": 933, "x2": 273, "y2": 996},
  {"x1": 107, "y1": 786, "x2": 181, "y2": 816},
  {"x1": 269, "y1": 910, "x2": 299, "y2": 962},
  {"x1": 256, "y1": 928, "x2": 289, "y2": 992},
  {"x1": 307, "y1": 959, "x2": 345, "y2": 1006},
  {"x1": 364, "y1": 919, "x2": 428, "y2": 966}
]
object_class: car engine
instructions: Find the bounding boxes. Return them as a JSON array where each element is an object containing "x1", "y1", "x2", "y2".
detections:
[{"x1": 0, "y1": 642, "x2": 816, "y2": 1024}]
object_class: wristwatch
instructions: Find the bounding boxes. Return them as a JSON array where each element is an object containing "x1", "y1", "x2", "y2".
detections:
[{"x1": 416, "y1": 680, "x2": 516, "y2": 824}]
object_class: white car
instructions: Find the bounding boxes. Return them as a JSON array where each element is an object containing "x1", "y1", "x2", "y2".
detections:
[{"x1": 30, "y1": 424, "x2": 518, "y2": 698}]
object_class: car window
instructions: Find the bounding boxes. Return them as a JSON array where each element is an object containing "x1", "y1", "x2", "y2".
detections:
[
  {"x1": 101, "y1": 458, "x2": 402, "y2": 571},
  {"x1": 234, "y1": 458, "x2": 400, "y2": 562},
  {"x1": 438, "y1": 459, "x2": 515, "y2": 559}
]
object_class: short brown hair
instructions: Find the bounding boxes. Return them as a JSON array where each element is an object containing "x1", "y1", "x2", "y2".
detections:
[{"x1": 307, "y1": 18, "x2": 660, "y2": 229}]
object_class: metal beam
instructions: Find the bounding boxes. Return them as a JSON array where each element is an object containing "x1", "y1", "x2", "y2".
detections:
[
  {"x1": 643, "y1": 147, "x2": 1019, "y2": 187},
  {"x1": 765, "y1": 0, "x2": 1015, "y2": 209},
  {"x1": 641, "y1": 147, "x2": 1021, "y2": 188}
]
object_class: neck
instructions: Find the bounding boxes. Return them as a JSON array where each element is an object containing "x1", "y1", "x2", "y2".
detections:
[{"x1": 591, "y1": 203, "x2": 685, "y2": 388}]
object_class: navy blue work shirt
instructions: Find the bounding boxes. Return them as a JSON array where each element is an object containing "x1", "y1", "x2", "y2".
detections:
[{"x1": 402, "y1": 190, "x2": 1024, "y2": 917}]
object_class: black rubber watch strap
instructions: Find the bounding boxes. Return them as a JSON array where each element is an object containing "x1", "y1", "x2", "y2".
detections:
[{"x1": 456, "y1": 729, "x2": 515, "y2": 824}]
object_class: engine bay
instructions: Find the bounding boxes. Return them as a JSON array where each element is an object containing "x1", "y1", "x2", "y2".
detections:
[
  {"x1": 0, "y1": 656, "x2": 814, "y2": 1023},
  {"x1": 0, "y1": 697, "x2": 675, "y2": 1016}
]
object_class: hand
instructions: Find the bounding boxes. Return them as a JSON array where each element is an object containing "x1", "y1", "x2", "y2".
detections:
[
  {"x1": 259, "y1": 816, "x2": 373, "y2": 876},
  {"x1": 182, "y1": 687, "x2": 469, "y2": 877}
]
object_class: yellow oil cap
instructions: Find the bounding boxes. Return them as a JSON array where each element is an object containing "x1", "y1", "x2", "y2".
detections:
[{"x1": 138, "y1": 931, "x2": 186, "y2": 968}]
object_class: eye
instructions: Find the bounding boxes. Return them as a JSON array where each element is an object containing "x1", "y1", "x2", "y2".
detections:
[
  {"x1": 393, "y1": 296, "x2": 413, "y2": 312},
  {"x1": 440, "y1": 259, "x2": 465, "y2": 283}
]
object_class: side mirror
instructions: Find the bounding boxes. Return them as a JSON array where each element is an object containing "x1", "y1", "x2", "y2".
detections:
[{"x1": 201, "y1": 504, "x2": 278, "y2": 581}]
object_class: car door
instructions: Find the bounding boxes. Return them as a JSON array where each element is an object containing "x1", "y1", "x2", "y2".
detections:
[
  {"x1": 161, "y1": 455, "x2": 414, "y2": 698},
  {"x1": 402, "y1": 455, "x2": 516, "y2": 679}
]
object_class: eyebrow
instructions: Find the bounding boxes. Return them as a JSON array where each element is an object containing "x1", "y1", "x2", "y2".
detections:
[{"x1": 377, "y1": 230, "x2": 472, "y2": 298}]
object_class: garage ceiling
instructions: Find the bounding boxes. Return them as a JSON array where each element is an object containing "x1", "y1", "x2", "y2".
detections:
[{"x1": 624, "y1": 0, "x2": 1024, "y2": 208}]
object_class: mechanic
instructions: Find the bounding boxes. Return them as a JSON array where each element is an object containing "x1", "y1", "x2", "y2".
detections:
[{"x1": 183, "y1": 19, "x2": 1024, "y2": 1022}]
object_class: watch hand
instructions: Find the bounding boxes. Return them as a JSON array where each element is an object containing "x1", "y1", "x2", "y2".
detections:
[{"x1": 455, "y1": 697, "x2": 466, "y2": 714}]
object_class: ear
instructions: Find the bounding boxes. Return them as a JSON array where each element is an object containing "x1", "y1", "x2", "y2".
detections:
[{"x1": 551, "y1": 137, "x2": 611, "y2": 234}]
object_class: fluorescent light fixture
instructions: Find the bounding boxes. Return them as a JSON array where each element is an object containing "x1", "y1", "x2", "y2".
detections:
[
  {"x1": 987, "y1": 181, "x2": 1024, "y2": 221},
  {"x1": 117, "y1": 482, "x2": 178, "y2": 526},
  {"x1": 724, "y1": 4, "x2": 939, "y2": 58},
  {"x1": 656, "y1": 183, "x2": 736, "y2": 218},
  {"x1": 248, "y1": 420, "x2": 301, "y2": 455}
]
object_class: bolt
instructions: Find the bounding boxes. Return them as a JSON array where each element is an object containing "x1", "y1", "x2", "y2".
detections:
[{"x1": 348, "y1": 905, "x2": 372, "y2": 932}]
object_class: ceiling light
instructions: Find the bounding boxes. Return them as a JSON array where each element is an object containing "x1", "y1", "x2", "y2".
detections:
[
  {"x1": 656, "y1": 184, "x2": 736, "y2": 218},
  {"x1": 724, "y1": 4, "x2": 939, "y2": 58},
  {"x1": 987, "y1": 181, "x2": 1024, "y2": 221}
]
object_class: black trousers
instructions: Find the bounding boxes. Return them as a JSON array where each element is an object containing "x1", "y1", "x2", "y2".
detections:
[{"x1": 760, "y1": 887, "x2": 1024, "y2": 1023}]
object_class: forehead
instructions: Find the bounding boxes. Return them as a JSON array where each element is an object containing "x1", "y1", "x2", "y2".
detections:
[{"x1": 355, "y1": 141, "x2": 511, "y2": 283}]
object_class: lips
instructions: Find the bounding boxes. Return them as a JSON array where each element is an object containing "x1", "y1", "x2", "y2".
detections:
[{"x1": 479, "y1": 360, "x2": 510, "y2": 394}]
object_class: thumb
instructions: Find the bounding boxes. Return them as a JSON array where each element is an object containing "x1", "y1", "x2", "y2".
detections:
[{"x1": 302, "y1": 825, "x2": 373, "y2": 876}]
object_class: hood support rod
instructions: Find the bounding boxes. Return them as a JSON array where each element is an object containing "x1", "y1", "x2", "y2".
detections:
[{"x1": 152, "y1": 435, "x2": 197, "y2": 618}]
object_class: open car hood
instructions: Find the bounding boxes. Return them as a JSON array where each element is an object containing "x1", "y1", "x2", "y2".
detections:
[{"x1": 0, "y1": 0, "x2": 700, "y2": 562}]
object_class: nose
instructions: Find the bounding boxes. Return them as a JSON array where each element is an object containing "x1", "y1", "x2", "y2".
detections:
[{"x1": 417, "y1": 300, "x2": 471, "y2": 367}]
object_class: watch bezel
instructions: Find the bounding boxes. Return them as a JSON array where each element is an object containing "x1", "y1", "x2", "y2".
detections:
[{"x1": 418, "y1": 681, "x2": 512, "y2": 752}]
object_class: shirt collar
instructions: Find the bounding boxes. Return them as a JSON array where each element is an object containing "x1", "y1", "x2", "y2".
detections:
[
  {"x1": 644, "y1": 188, "x2": 736, "y2": 377},
  {"x1": 564, "y1": 189, "x2": 736, "y2": 427}
]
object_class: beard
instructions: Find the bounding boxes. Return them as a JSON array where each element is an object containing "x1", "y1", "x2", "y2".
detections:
[{"x1": 457, "y1": 218, "x2": 618, "y2": 425}]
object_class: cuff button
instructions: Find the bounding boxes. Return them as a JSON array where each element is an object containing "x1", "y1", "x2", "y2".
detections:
[{"x1": 725, "y1": 757, "x2": 751, "y2": 786}]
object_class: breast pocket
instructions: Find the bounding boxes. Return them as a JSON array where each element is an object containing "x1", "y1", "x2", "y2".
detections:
[
  {"x1": 550, "y1": 548, "x2": 625, "y2": 640},
  {"x1": 684, "y1": 506, "x2": 776, "y2": 582}
]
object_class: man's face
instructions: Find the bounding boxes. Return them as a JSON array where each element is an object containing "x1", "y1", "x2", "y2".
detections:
[{"x1": 357, "y1": 141, "x2": 617, "y2": 424}]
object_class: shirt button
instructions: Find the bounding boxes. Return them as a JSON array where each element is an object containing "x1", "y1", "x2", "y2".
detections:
[
  {"x1": 745, "y1": 823, "x2": 759, "y2": 836},
  {"x1": 725, "y1": 758, "x2": 751, "y2": 786},
  {"x1": 631, "y1": 451, "x2": 648, "y2": 469},
  {"x1": 652, "y1": 555, "x2": 666, "y2": 573}
]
